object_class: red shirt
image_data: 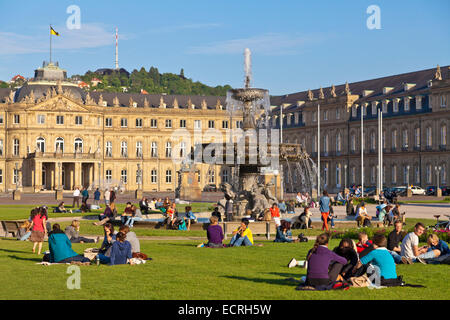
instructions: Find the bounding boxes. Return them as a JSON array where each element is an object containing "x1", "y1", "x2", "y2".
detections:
[
  {"x1": 32, "y1": 214, "x2": 46, "y2": 232},
  {"x1": 356, "y1": 240, "x2": 373, "y2": 254},
  {"x1": 270, "y1": 207, "x2": 280, "y2": 218}
]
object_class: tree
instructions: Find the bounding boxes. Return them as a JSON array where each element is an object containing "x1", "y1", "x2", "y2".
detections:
[{"x1": 180, "y1": 68, "x2": 185, "y2": 78}]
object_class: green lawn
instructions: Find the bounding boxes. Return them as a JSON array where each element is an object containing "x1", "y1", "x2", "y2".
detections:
[{"x1": 0, "y1": 238, "x2": 448, "y2": 300}]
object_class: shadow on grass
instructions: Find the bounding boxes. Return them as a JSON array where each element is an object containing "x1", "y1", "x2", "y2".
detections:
[
  {"x1": 0, "y1": 248, "x2": 33, "y2": 254},
  {"x1": 221, "y1": 275, "x2": 300, "y2": 287},
  {"x1": 8, "y1": 255, "x2": 42, "y2": 262},
  {"x1": 268, "y1": 272, "x2": 307, "y2": 279}
]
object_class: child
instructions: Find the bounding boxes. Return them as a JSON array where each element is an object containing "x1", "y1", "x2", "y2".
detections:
[
  {"x1": 198, "y1": 216, "x2": 224, "y2": 248},
  {"x1": 229, "y1": 219, "x2": 254, "y2": 247},
  {"x1": 109, "y1": 231, "x2": 133, "y2": 265},
  {"x1": 274, "y1": 220, "x2": 298, "y2": 243},
  {"x1": 17, "y1": 220, "x2": 32, "y2": 241}
]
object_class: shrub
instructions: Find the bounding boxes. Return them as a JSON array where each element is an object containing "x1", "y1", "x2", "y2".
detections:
[{"x1": 332, "y1": 227, "x2": 389, "y2": 240}]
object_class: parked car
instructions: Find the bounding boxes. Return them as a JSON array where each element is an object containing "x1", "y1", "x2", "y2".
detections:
[
  {"x1": 392, "y1": 186, "x2": 407, "y2": 197},
  {"x1": 441, "y1": 186, "x2": 450, "y2": 196},
  {"x1": 203, "y1": 184, "x2": 217, "y2": 192},
  {"x1": 426, "y1": 186, "x2": 437, "y2": 195},
  {"x1": 410, "y1": 186, "x2": 426, "y2": 195}
]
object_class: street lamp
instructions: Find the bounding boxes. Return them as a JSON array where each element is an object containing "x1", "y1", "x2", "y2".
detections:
[
  {"x1": 435, "y1": 165, "x2": 442, "y2": 193},
  {"x1": 344, "y1": 164, "x2": 348, "y2": 190},
  {"x1": 98, "y1": 162, "x2": 101, "y2": 190},
  {"x1": 15, "y1": 162, "x2": 19, "y2": 191}
]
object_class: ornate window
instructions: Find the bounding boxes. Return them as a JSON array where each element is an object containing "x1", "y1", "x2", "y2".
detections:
[
  {"x1": 36, "y1": 137, "x2": 45, "y2": 152},
  {"x1": 74, "y1": 138, "x2": 83, "y2": 153},
  {"x1": 441, "y1": 125, "x2": 447, "y2": 146},
  {"x1": 151, "y1": 170, "x2": 157, "y2": 184},
  {"x1": 165, "y1": 169, "x2": 172, "y2": 183},
  {"x1": 106, "y1": 141, "x2": 112, "y2": 157},
  {"x1": 426, "y1": 127, "x2": 432, "y2": 147},
  {"x1": 106, "y1": 170, "x2": 112, "y2": 183},
  {"x1": 165, "y1": 142, "x2": 172, "y2": 158},
  {"x1": 136, "y1": 141, "x2": 143, "y2": 158},
  {"x1": 121, "y1": 141, "x2": 128, "y2": 158},
  {"x1": 121, "y1": 169, "x2": 127, "y2": 184},
  {"x1": 55, "y1": 137, "x2": 64, "y2": 152}
]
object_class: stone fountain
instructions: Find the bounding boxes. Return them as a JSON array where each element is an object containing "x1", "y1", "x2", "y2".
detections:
[{"x1": 213, "y1": 48, "x2": 315, "y2": 220}]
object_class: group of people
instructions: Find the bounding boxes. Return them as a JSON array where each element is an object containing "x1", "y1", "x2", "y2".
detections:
[
  {"x1": 197, "y1": 217, "x2": 257, "y2": 248},
  {"x1": 289, "y1": 220, "x2": 449, "y2": 290}
]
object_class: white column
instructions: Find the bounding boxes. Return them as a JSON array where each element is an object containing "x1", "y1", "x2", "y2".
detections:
[
  {"x1": 361, "y1": 105, "x2": 364, "y2": 198},
  {"x1": 317, "y1": 104, "x2": 321, "y2": 196}
]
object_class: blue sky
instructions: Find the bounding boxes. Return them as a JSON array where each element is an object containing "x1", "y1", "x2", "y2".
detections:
[{"x1": 0, "y1": 0, "x2": 449, "y2": 95}]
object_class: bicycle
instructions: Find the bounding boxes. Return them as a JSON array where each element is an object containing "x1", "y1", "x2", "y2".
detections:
[{"x1": 429, "y1": 214, "x2": 450, "y2": 232}]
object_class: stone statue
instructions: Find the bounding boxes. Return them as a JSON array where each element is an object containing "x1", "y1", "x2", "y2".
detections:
[
  {"x1": 344, "y1": 81, "x2": 351, "y2": 95},
  {"x1": 113, "y1": 96, "x2": 120, "y2": 107},
  {"x1": 250, "y1": 183, "x2": 269, "y2": 216},
  {"x1": 319, "y1": 87, "x2": 324, "y2": 99},
  {"x1": 144, "y1": 97, "x2": 149, "y2": 108},
  {"x1": 201, "y1": 99, "x2": 207, "y2": 110},
  {"x1": 159, "y1": 96, "x2": 165, "y2": 108},
  {"x1": 173, "y1": 98, "x2": 179, "y2": 108},
  {"x1": 435, "y1": 65, "x2": 442, "y2": 80},
  {"x1": 330, "y1": 84, "x2": 336, "y2": 98},
  {"x1": 308, "y1": 89, "x2": 314, "y2": 101}
]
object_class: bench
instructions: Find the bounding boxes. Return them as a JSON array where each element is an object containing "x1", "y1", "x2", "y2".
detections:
[
  {"x1": 1, "y1": 220, "x2": 25, "y2": 238},
  {"x1": 219, "y1": 221, "x2": 276, "y2": 240}
]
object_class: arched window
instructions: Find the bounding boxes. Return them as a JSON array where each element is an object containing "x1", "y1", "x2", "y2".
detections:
[
  {"x1": 392, "y1": 130, "x2": 397, "y2": 149},
  {"x1": 36, "y1": 137, "x2": 45, "y2": 152},
  {"x1": 336, "y1": 164, "x2": 341, "y2": 187},
  {"x1": 370, "y1": 131, "x2": 376, "y2": 150},
  {"x1": 350, "y1": 133, "x2": 356, "y2": 152},
  {"x1": 74, "y1": 138, "x2": 83, "y2": 153},
  {"x1": 151, "y1": 142, "x2": 158, "y2": 157},
  {"x1": 336, "y1": 132, "x2": 342, "y2": 153},
  {"x1": 208, "y1": 169, "x2": 215, "y2": 184},
  {"x1": 121, "y1": 141, "x2": 128, "y2": 158},
  {"x1": 323, "y1": 134, "x2": 329, "y2": 154},
  {"x1": 402, "y1": 129, "x2": 408, "y2": 148},
  {"x1": 426, "y1": 127, "x2": 432, "y2": 147},
  {"x1": 180, "y1": 141, "x2": 186, "y2": 158},
  {"x1": 55, "y1": 137, "x2": 64, "y2": 152}
]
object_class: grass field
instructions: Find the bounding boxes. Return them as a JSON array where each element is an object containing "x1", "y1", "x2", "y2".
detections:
[{"x1": 0, "y1": 204, "x2": 448, "y2": 300}]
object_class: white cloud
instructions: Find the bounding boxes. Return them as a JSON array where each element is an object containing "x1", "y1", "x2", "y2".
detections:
[
  {"x1": 0, "y1": 23, "x2": 123, "y2": 55},
  {"x1": 187, "y1": 33, "x2": 322, "y2": 55}
]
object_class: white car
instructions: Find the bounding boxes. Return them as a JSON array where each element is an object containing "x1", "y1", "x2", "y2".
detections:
[{"x1": 410, "y1": 186, "x2": 426, "y2": 195}]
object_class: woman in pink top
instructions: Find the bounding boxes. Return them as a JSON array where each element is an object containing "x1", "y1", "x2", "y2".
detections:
[{"x1": 29, "y1": 207, "x2": 48, "y2": 254}]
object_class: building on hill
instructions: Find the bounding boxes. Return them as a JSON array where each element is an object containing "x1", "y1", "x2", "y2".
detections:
[
  {"x1": 270, "y1": 65, "x2": 450, "y2": 193},
  {"x1": 0, "y1": 62, "x2": 241, "y2": 193},
  {"x1": 10, "y1": 75, "x2": 26, "y2": 83}
]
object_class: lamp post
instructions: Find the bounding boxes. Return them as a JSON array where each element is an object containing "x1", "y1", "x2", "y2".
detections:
[
  {"x1": 435, "y1": 165, "x2": 442, "y2": 197},
  {"x1": 344, "y1": 164, "x2": 348, "y2": 190},
  {"x1": 98, "y1": 162, "x2": 101, "y2": 190}
]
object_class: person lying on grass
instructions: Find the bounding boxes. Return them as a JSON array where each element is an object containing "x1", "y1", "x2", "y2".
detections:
[
  {"x1": 65, "y1": 220, "x2": 98, "y2": 244},
  {"x1": 47, "y1": 224, "x2": 90, "y2": 264},
  {"x1": 109, "y1": 231, "x2": 133, "y2": 266},
  {"x1": 274, "y1": 220, "x2": 299, "y2": 243},
  {"x1": 352, "y1": 234, "x2": 398, "y2": 286},
  {"x1": 303, "y1": 233, "x2": 347, "y2": 287},
  {"x1": 229, "y1": 219, "x2": 254, "y2": 247},
  {"x1": 96, "y1": 223, "x2": 117, "y2": 264},
  {"x1": 197, "y1": 215, "x2": 224, "y2": 248},
  {"x1": 93, "y1": 204, "x2": 115, "y2": 226}
]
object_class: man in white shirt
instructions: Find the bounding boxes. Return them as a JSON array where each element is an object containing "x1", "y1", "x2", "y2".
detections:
[
  {"x1": 295, "y1": 192, "x2": 304, "y2": 207},
  {"x1": 72, "y1": 187, "x2": 81, "y2": 208},
  {"x1": 104, "y1": 189, "x2": 110, "y2": 205},
  {"x1": 400, "y1": 222, "x2": 427, "y2": 264}
]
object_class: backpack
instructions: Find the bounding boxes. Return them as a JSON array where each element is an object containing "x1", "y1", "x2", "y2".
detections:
[
  {"x1": 298, "y1": 233, "x2": 308, "y2": 242},
  {"x1": 363, "y1": 219, "x2": 372, "y2": 227}
]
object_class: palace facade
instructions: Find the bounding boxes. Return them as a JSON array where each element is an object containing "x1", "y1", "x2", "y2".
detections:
[
  {"x1": 270, "y1": 65, "x2": 450, "y2": 193},
  {"x1": 0, "y1": 62, "x2": 241, "y2": 193}
]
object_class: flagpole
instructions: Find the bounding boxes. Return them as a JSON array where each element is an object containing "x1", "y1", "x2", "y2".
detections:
[{"x1": 49, "y1": 24, "x2": 52, "y2": 63}]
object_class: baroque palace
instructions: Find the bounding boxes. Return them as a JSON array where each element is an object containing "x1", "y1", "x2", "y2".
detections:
[
  {"x1": 0, "y1": 62, "x2": 448, "y2": 195},
  {"x1": 271, "y1": 65, "x2": 450, "y2": 193},
  {"x1": 0, "y1": 62, "x2": 241, "y2": 193}
]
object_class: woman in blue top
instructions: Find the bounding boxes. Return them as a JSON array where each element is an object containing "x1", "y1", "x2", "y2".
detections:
[
  {"x1": 423, "y1": 234, "x2": 450, "y2": 264},
  {"x1": 109, "y1": 232, "x2": 132, "y2": 265},
  {"x1": 319, "y1": 190, "x2": 331, "y2": 231},
  {"x1": 48, "y1": 224, "x2": 90, "y2": 263},
  {"x1": 353, "y1": 234, "x2": 397, "y2": 284}
]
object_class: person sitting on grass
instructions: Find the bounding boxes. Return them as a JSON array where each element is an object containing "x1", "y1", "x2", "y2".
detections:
[
  {"x1": 346, "y1": 197, "x2": 355, "y2": 216},
  {"x1": 118, "y1": 225, "x2": 141, "y2": 256},
  {"x1": 399, "y1": 222, "x2": 428, "y2": 264},
  {"x1": 332, "y1": 238, "x2": 359, "y2": 280},
  {"x1": 274, "y1": 220, "x2": 298, "y2": 243},
  {"x1": 109, "y1": 231, "x2": 133, "y2": 266},
  {"x1": 302, "y1": 233, "x2": 347, "y2": 288},
  {"x1": 211, "y1": 207, "x2": 222, "y2": 222},
  {"x1": 356, "y1": 232, "x2": 374, "y2": 258},
  {"x1": 54, "y1": 202, "x2": 68, "y2": 213},
  {"x1": 419, "y1": 234, "x2": 450, "y2": 264},
  {"x1": 392, "y1": 204, "x2": 406, "y2": 225},
  {"x1": 93, "y1": 204, "x2": 114, "y2": 226},
  {"x1": 353, "y1": 234, "x2": 398, "y2": 286},
  {"x1": 96, "y1": 223, "x2": 117, "y2": 264},
  {"x1": 166, "y1": 202, "x2": 177, "y2": 228},
  {"x1": 65, "y1": 220, "x2": 98, "y2": 244},
  {"x1": 387, "y1": 220, "x2": 405, "y2": 263},
  {"x1": 336, "y1": 191, "x2": 346, "y2": 206},
  {"x1": 229, "y1": 219, "x2": 254, "y2": 247},
  {"x1": 155, "y1": 198, "x2": 164, "y2": 210},
  {"x1": 197, "y1": 215, "x2": 224, "y2": 248},
  {"x1": 121, "y1": 202, "x2": 135, "y2": 226},
  {"x1": 48, "y1": 224, "x2": 91, "y2": 264}
]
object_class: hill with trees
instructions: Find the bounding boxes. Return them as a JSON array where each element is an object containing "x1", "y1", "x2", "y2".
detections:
[{"x1": 74, "y1": 66, "x2": 232, "y2": 96}]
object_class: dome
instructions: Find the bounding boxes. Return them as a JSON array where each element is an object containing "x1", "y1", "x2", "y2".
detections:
[{"x1": 15, "y1": 82, "x2": 85, "y2": 103}]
